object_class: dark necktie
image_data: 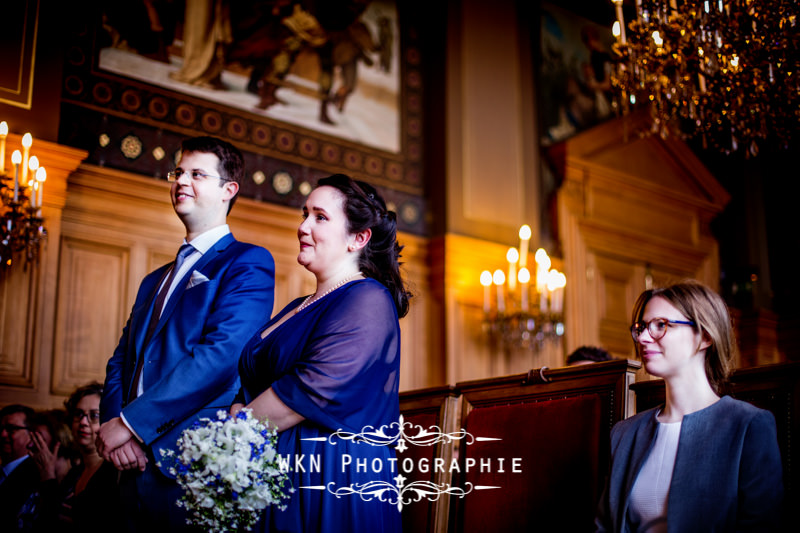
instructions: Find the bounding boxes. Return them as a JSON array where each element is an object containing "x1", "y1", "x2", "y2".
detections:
[{"x1": 130, "y1": 244, "x2": 194, "y2": 401}]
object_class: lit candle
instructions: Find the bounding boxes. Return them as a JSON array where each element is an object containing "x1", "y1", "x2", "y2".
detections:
[
  {"x1": 0, "y1": 121, "x2": 8, "y2": 175},
  {"x1": 493, "y1": 269, "x2": 506, "y2": 314},
  {"x1": 506, "y1": 248, "x2": 519, "y2": 291},
  {"x1": 559, "y1": 272, "x2": 567, "y2": 312},
  {"x1": 518, "y1": 225, "x2": 531, "y2": 268},
  {"x1": 27, "y1": 155, "x2": 39, "y2": 188},
  {"x1": 36, "y1": 167, "x2": 46, "y2": 210},
  {"x1": 544, "y1": 269, "x2": 560, "y2": 313},
  {"x1": 21, "y1": 133, "x2": 32, "y2": 187},
  {"x1": 534, "y1": 248, "x2": 551, "y2": 293},
  {"x1": 12, "y1": 150, "x2": 22, "y2": 202},
  {"x1": 518, "y1": 267, "x2": 530, "y2": 312},
  {"x1": 547, "y1": 270, "x2": 567, "y2": 314},
  {"x1": 480, "y1": 270, "x2": 493, "y2": 313},
  {"x1": 613, "y1": 0, "x2": 627, "y2": 44}
]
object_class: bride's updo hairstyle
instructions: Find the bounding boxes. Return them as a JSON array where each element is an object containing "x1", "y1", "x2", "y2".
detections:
[{"x1": 317, "y1": 174, "x2": 411, "y2": 318}]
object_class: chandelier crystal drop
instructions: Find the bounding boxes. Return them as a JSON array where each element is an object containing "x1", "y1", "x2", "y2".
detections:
[{"x1": 610, "y1": 0, "x2": 799, "y2": 155}]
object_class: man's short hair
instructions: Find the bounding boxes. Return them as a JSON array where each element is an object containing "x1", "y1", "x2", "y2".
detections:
[
  {"x1": 0, "y1": 403, "x2": 34, "y2": 424},
  {"x1": 566, "y1": 345, "x2": 613, "y2": 365}
]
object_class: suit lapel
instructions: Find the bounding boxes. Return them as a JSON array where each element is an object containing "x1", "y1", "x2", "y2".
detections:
[
  {"x1": 133, "y1": 265, "x2": 172, "y2": 356},
  {"x1": 146, "y1": 234, "x2": 236, "y2": 343}
]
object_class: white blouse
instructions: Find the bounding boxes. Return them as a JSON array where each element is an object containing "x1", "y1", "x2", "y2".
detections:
[{"x1": 627, "y1": 419, "x2": 682, "y2": 532}]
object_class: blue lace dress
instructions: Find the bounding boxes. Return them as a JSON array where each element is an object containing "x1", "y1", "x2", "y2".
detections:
[{"x1": 237, "y1": 278, "x2": 402, "y2": 532}]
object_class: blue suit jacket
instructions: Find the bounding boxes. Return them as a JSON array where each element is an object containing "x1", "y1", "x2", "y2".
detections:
[
  {"x1": 101, "y1": 233, "x2": 274, "y2": 475},
  {"x1": 595, "y1": 396, "x2": 784, "y2": 532}
]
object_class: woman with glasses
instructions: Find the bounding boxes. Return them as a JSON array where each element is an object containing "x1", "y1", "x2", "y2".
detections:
[
  {"x1": 595, "y1": 280, "x2": 783, "y2": 532},
  {"x1": 27, "y1": 382, "x2": 122, "y2": 531}
]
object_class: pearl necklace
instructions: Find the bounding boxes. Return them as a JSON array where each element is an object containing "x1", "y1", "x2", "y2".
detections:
[{"x1": 295, "y1": 272, "x2": 363, "y2": 313}]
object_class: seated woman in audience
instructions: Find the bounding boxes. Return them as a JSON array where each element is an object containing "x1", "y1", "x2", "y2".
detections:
[
  {"x1": 27, "y1": 409, "x2": 75, "y2": 483},
  {"x1": 17, "y1": 410, "x2": 76, "y2": 530},
  {"x1": 26, "y1": 383, "x2": 121, "y2": 531},
  {"x1": 595, "y1": 280, "x2": 783, "y2": 532}
]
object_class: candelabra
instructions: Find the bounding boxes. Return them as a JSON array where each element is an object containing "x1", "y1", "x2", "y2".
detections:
[
  {"x1": 610, "y1": 0, "x2": 799, "y2": 155},
  {"x1": 480, "y1": 225, "x2": 566, "y2": 350},
  {"x1": 1, "y1": 121, "x2": 48, "y2": 273}
]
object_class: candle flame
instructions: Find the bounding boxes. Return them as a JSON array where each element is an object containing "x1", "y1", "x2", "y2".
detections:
[
  {"x1": 492, "y1": 269, "x2": 505, "y2": 286},
  {"x1": 534, "y1": 248, "x2": 551, "y2": 269},
  {"x1": 506, "y1": 247, "x2": 519, "y2": 263}
]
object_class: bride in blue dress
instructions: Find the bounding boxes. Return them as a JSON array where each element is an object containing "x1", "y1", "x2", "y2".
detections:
[{"x1": 232, "y1": 174, "x2": 410, "y2": 532}]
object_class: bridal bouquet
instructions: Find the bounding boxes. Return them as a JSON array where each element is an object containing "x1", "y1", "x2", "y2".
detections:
[{"x1": 159, "y1": 408, "x2": 292, "y2": 532}]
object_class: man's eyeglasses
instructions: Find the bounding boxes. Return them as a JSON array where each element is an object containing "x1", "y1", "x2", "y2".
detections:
[
  {"x1": 167, "y1": 169, "x2": 225, "y2": 182},
  {"x1": 0, "y1": 424, "x2": 29, "y2": 435},
  {"x1": 72, "y1": 410, "x2": 101, "y2": 423},
  {"x1": 630, "y1": 318, "x2": 696, "y2": 342}
]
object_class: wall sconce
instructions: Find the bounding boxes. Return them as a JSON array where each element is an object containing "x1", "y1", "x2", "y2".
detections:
[
  {"x1": 480, "y1": 225, "x2": 566, "y2": 349},
  {"x1": 0, "y1": 121, "x2": 47, "y2": 272}
]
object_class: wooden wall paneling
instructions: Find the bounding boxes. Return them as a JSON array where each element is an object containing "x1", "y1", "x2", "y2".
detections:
[
  {"x1": 595, "y1": 254, "x2": 639, "y2": 357},
  {"x1": 445, "y1": 0, "x2": 540, "y2": 244},
  {"x1": 555, "y1": 117, "x2": 730, "y2": 367},
  {"x1": 0, "y1": 262, "x2": 38, "y2": 387},
  {"x1": 443, "y1": 234, "x2": 496, "y2": 385},
  {"x1": 51, "y1": 237, "x2": 129, "y2": 394},
  {"x1": 559, "y1": 173, "x2": 599, "y2": 355},
  {"x1": 0, "y1": 135, "x2": 86, "y2": 409},
  {"x1": 393, "y1": 234, "x2": 434, "y2": 391}
]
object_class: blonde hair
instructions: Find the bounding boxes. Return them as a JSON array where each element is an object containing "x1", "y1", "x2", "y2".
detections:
[{"x1": 632, "y1": 280, "x2": 736, "y2": 393}]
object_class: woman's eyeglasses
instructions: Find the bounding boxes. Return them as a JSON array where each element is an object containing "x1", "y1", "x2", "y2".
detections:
[
  {"x1": 630, "y1": 318, "x2": 696, "y2": 341},
  {"x1": 72, "y1": 409, "x2": 101, "y2": 423}
]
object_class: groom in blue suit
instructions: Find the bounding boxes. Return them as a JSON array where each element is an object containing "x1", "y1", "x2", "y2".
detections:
[{"x1": 97, "y1": 136, "x2": 275, "y2": 530}]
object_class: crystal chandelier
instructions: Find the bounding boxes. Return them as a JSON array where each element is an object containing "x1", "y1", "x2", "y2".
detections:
[
  {"x1": 610, "y1": 0, "x2": 799, "y2": 155},
  {"x1": 0, "y1": 121, "x2": 48, "y2": 272},
  {"x1": 480, "y1": 225, "x2": 566, "y2": 350}
]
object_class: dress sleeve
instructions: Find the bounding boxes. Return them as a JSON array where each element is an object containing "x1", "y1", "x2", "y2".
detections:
[
  {"x1": 737, "y1": 409, "x2": 784, "y2": 530},
  {"x1": 271, "y1": 282, "x2": 400, "y2": 433}
]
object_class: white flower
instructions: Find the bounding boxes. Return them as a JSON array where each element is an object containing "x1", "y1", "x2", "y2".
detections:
[{"x1": 160, "y1": 408, "x2": 291, "y2": 532}]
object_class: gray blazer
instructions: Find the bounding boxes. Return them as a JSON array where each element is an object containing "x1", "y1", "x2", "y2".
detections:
[{"x1": 596, "y1": 395, "x2": 783, "y2": 532}]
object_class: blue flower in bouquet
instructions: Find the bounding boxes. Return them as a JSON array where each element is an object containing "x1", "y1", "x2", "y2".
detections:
[{"x1": 159, "y1": 408, "x2": 292, "y2": 532}]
